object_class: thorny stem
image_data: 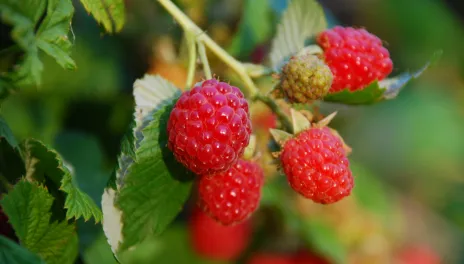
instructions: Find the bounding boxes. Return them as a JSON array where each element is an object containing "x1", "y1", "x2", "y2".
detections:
[
  {"x1": 157, "y1": 0, "x2": 293, "y2": 132},
  {"x1": 197, "y1": 41, "x2": 212, "y2": 79},
  {"x1": 157, "y1": 0, "x2": 258, "y2": 97},
  {"x1": 185, "y1": 32, "x2": 197, "y2": 89},
  {"x1": 254, "y1": 94, "x2": 293, "y2": 132}
]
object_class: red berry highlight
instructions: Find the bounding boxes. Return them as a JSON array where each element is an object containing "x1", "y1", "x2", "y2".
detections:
[
  {"x1": 198, "y1": 159, "x2": 264, "y2": 225},
  {"x1": 189, "y1": 207, "x2": 251, "y2": 260},
  {"x1": 167, "y1": 79, "x2": 252, "y2": 175},
  {"x1": 281, "y1": 127, "x2": 353, "y2": 204},
  {"x1": 317, "y1": 26, "x2": 393, "y2": 92}
]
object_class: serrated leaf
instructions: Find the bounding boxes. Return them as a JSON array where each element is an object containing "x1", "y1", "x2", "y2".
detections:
[
  {"x1": 303, "y1": 220, "x2": 347, "y2": 264},
  {"x1": 114, "y1": 75, "x2": 181, "y2": 188},
  {"x1": 0, "y1": 116, "x2": 24, "y2": 191},
  {"x1": 0, "y1": 181, "x2": 77, "y2": 264},
  {"x1": 228, "y1": 0, "x2": 272, "y2": 57},
  {"x1": 22, "y1": 139, "x2": 102, "y2": 222},
  {"x1": 0, "y1": 0, "x2": 76, "y2": 85},
  {"x1": 0, "y1": 235, "x2": 45, "y2": 264},
  {"x1": 116, "y1": 104, "x2": 194, "y2": 251},
  {"x1": 79, "y1": 0, "x2": 125, "y2": 33},
  {"x1": 269, "y1": 0, "x2": 327, "y2": 70},
  {"x1": 103, "y1": 75, "x2": 182, "y2": 255},
  {"x1": 323, "y1": 61, "x2": 431, "y2": 105}
]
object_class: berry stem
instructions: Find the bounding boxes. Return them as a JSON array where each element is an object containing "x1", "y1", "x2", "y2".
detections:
[
  {"x1": 197, "y1": 41, "x2": 212, "y2": 79},
  {"x1": 157, "y1": 0, "x2": 259, "y2": 97},
  {"x1": 185, "y1": 32, "x2": 197, "y2": 89},
  {"x1": 253, "y1": 94, "x2": 293, "y2": 132}
]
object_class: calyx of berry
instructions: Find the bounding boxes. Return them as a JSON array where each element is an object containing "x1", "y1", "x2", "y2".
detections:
[{"x1": 269, "y1": 109, "x2": 351, "y2": 154}]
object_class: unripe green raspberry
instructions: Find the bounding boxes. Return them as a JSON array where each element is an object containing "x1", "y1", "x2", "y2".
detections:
[{"x1": 281, "y1": 54, "x2": 333, "y2": 103}]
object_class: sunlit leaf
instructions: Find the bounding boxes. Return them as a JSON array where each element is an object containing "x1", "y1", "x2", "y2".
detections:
[{"x1": 269, "y1": 0, "x2": 327, "y2": 70}]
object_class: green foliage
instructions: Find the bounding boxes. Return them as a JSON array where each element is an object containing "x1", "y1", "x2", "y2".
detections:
[
  {"x1": 117, "y1": 104, "x2": 194, "y2": 251},
  {"x1": 0, "y1": 115, "x2": 18, "y2": 148},
  {"x1": 0, "y1": 181, "x2": 77, "y2": 264},
  {"x1": 22, "y1": 139, "x2": 102, "y2": 222},
  {"x1": 228, "y1": 0, "x2": 272, "y2": 57},
  {"x1": 323, "y1": 59, "x2": 432, "y2": 105},
  {"x1": 119, "y1": 225, "x2": 227, "y2": 264},
  {"x1": 0, "y1": 235, "x2": 45, "y2": 264},
  {"x1": 303, "y1": 220, "x2": 347, "y2": 264},
  {"x1": 78, "y1": 0, "x2": 126, "y2": 33},
  {"x1": 269, "y1": 0, "x2": 327, "y2": 70},
  {"x1": 0, "y1": 0, "x2": 76, "y2": 85}
]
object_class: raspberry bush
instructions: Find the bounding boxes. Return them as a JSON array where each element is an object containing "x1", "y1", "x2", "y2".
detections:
[{"x1": 0, "y1": 0, "x2": 447, "y2": 263}]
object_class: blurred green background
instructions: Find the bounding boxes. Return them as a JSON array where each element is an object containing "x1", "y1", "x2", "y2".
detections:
[{"x1": 1, "y1": 0, "x2": 463, "y2": 263}]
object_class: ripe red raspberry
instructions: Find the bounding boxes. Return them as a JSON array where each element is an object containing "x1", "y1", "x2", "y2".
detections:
[
  {"x1": 317, "y1": 26, "x2": 393, "y2": 92},
  {"x1": 167, "y1": 79, "x2": 252, "y2": 175},
  {"x1": 189, "y1": 207, "x2": 251, "y2": 260},
  {"x1": 281, "y1": 127, "x2": 353, "y2": 204},
  {"x1": 0, "y1": 206, "x2": 18, "y2": 242},
  {"x1": 247, "y1": 253, "x2": 294, "y2": 264},
  {"x1": 397, "y1": 245, "x2": 440, "y2": 264},
  {"x1": 198, "y1": 159, "x2": 264, "y2": 225}
]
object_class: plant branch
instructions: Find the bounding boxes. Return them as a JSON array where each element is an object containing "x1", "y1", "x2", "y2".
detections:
[
  {"x1": 197, "y1": 41, "x2": 212, "y2": 79},
  {"x1": 157, "y1": 0, "x2": 258, "y2": 97},
  {"x1": 254, "y1": 94, "x2": 293, "y2": 132},
  {"x1": 185, "y1": 32, "x2": 197, "y2": 89}
]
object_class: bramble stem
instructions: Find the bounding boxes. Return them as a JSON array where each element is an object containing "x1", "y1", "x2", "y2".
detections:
[
  {"x1": 185, "y1": 32, "x2": 197, "y2": 89},
  {"x1": 157, "y1": 0, "x2": 258, "y2": 97},
  {"x1": 197, "y1": 41, "x2": 212, "y2": 79},
  {"x1": 254, "y1": 94, "x2": 293, "y2": 132},
  {"x1": 157, "y1": 0, "x2": 294, "y2": 132}
]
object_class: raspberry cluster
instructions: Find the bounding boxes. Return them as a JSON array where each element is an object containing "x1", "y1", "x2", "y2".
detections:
[
  {"x1": 317, "y1": 26, "x2": 393, "y2": 92},
  {"x1": 168, "y1": 79, "x2": 264, "y2": 225}
]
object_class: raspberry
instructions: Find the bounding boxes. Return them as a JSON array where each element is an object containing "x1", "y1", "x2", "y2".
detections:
[
  {"x1": 281, "y1": 127, "x2": 353, "y2": 204},
  {"x1": 0, "y1": 206, "x2": 18, "y2": 242},
  {"x1": 198, "y1": 159, "x2": 264, "y2": 225},
  {"x1": 397, "y1": 245, "x2": 440, "y2": 264},
  {"x1": 293, "y1": 250, "x2": 331, "y2": 264},
  {"x1": 281, "y1": 53, "x2": 333, "y2": 102},
  {"x1": 317, "y1": 26, "x2": 393, "y2": 92},
  {"x1": 189, "y1": 207, "x2": 251, "y2": 260},
  {"x1": 247, "y1": 253, "x2": 294, "y2": 264},
  {"x1": 167, "y1": 79, "x2": 252, "y2": 175}
]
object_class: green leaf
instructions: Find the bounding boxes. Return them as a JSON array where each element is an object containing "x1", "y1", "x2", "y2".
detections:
[
  {"x1": 0, "y1": 235, "x2": 45, "y2": 264},
  {"x1": 0, "y1": 116, "x2": 24, "y2": 191},
  {"x1": 228, "y1": 0, "x2": 272, "y2": 57},
  {"x1": 0, "y1": 115, "x2": 18, "y2": 148},
  {"x1": 102, "y1": 75, "x2": 181, "y2": 255},
  {"x1": 79, "y1": 0, "x2": 125, "y2": 33},
  {"x1": 323, "y1": 61, "x2": 432, "y2": 105},
  {"x1": 119, "y1": 225, "x2": 227, "y2": 264},
  {"x1": 0, "y1": 181, "x2": 77, "y2": 264},
  {"x1": 303, "y1": 220, "x2": 347, "y2": 264},
  {"x1": 269, "y1": 0, "x2": 327, "y2": 70},
  {"x1": 22, "y1": 139, "x2": 102, "y2": 222},
  {"x1": 116, "y1": 104, "x2": 194, "y2": 251},
  {"x1": 0, "y1": 0, "x2": 76, "y2": 85}
]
